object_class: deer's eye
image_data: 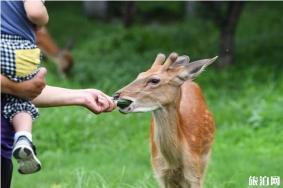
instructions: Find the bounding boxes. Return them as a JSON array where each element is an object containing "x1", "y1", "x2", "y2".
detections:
[{"x1": 147, "y1": 78, "x2": 160, "y2": 85}]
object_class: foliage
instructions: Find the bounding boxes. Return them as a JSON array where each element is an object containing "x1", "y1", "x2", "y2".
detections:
[
  {"x1": 12, "y1": 2, "x2": 283, "y2": 188},
  {"x1": 136, "y1": 1, "x2": 185, "y2": 22}
]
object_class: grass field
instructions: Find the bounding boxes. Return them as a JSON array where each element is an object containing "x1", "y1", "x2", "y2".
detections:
[{"x1": 11, "y1": 2, "x2": 283, "y2": 188}]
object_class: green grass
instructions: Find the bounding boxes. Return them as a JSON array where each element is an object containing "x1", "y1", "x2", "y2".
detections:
[{"x1": 12, "y1": 2, "x2": 283, "y2": 188}]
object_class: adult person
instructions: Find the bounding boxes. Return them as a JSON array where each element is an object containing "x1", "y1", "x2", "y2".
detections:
[
  {"x1": 1, "y1": 0, "x2": 116, "y2": 187},
  {"x1": 1, "y1": 0, "x2": 50, "y2": 175},
  {"x1": 1, "y1": 68, "x2": 116, "y2": 188}
]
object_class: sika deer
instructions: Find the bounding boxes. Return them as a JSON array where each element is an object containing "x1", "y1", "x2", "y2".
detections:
[
  {"x1": 36, "y1": 27, "x2": 74, "y2": 76},
  {"x1": 114, "y1": 53, "x2": 217, "y2": 188}
]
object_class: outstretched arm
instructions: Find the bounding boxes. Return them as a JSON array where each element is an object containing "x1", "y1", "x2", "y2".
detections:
[
  {"x1": 32, "y1": 86, "x2": 116, "y2": 113},
  {"x1": 1, "y1": 68, "x2": 116, "y2": 113}
]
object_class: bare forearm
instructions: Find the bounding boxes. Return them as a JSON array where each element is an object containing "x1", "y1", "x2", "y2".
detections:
[
  {"x1": 2, "y1": 77, "x2": 83, "y2": 108},
  {"x1": 24, "y1": 0, "x2": 49, "y2": 26},
  {"x1": 2, "y1": 73, "x2": 115, "y2": 113},
  {"x1": 1, "y1": 75, "x2": 15, "y2": 95},
  {"x1": 32, "y1": 86, "x2": 116, "y2": 113},
  {"x1": 32, "y1": 86, "x2": 83, "y2": 107}
]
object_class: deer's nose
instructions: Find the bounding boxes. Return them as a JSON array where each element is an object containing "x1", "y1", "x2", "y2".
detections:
[
  {"x1": 117, "y1": 99, "x2": 132, "y2": 109},
  {"x1": 112, "y1": 92, "x2": 120, "y2": 100},
  {"x1": 112, "y1": 93, "x2": 133, "y2": 109}
]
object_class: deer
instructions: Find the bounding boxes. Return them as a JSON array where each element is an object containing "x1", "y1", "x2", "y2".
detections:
[
  {"x1": 36, "y1": 27, "x2": 74, "y2": 76},
  {"x1": 113, "y1": 53, "x2": 217, "y2": 188}
]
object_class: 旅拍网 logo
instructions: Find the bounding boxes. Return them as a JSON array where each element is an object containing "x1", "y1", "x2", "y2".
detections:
[{"x1": 248, "y1": 176, "x2": 280, "y2": 187}]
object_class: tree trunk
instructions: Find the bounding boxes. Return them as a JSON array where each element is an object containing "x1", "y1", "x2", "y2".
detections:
[
  {"x1": 83, "y1": 1, "x2": 108, "y2": 20},
  {"x1": 122, "y1": 2, "x2": 136, "y2": 28},
  {"x1": 219, "y1": 27, "x2": 235, "y2": 68},
  {"x1": 185, "y1": 1, "x2": 197, "y2": 17},
  {"x1": 218, "y1": 2, "x2": 244, "y2": 68}
]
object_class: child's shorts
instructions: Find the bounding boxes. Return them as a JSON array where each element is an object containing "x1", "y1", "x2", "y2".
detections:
[{"x1": 1, "y1": 34, "x2": 41, "y2": 121}]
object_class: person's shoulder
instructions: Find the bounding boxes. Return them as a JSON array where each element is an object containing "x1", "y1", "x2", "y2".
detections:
[{"x1": 2, "y1": 1, "x2": 24, "y2": 11}]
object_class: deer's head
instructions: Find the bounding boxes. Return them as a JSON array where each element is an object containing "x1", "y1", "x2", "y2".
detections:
[
  {"x1": 114, "y1": 53, "x2": 217, "y2": 113},
  {"x1": 56, "y1": 40, "x2": 74, "y2": 75}
]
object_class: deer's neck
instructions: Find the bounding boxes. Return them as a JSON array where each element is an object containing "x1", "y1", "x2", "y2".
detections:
[{"x1": 152, "y1": 98, "x2": 182, "y2": 167}]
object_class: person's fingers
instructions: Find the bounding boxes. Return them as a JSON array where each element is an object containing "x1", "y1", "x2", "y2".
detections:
[
  {"x1": 96, "y1": 93, "x2": 116, "y2": 112},
  {"x1": 97, "y1": 95, "x2": 110, "y2": 111},
  {"x1": 96, "y1": 95, "x2": 112, "y2": 113},
  {"x1": 89, "y1": 99, "x2": 102, "y2": 114},
  {"x1": 86, "y1": 90, "x2": 117, "y2": 113},
  {"x1": 33, "y1": 67, "x2": 47, "y2": 90},
  {"x1": 106, "y1": 97, "x2": 116, "y2": 112},
  {"x1": 104, "y1": 96, "x2": 116, "y2": 111},
  {"x1": 35, "y1": 67, "x2": 47, "y2": 80}
]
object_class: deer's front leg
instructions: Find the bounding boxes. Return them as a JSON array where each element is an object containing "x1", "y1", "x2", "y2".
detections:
[
  {"x1": 156, "y1": 171, "x2": 183, "y2": 188},
  {"x1": 152, "y1": 156, "x2": 167, "y2": 188},
  {"x1": 162, "y1": 172, "x2": 184, "y2": 188},
  {"x1": 153, "y1": 160, "x2": 184, "y2": 188},
  {"x1": 183, "y1": 163, "x2": 203, "y2": 188}
]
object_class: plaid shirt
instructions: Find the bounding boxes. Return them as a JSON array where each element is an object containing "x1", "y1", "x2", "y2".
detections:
[{"x1": 1, "y1": 34, "x2": 39, "y2": 121}]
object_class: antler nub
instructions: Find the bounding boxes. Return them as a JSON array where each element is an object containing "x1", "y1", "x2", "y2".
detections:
[
  {"x1": 162, "y1": 52, "x2": 178, "y2": 70},
  {"x1": 151, "y1": 53, "x2": 166, "y2": 69}
]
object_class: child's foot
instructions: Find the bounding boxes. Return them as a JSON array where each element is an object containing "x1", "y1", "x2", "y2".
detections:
[{"x1": 12, "y1": 136, "x2": 41, "y2": 174}]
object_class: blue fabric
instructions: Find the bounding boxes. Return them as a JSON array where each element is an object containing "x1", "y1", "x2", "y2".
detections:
[
  {"x1": 1, "y1": 97, "x2": 15, "y2": 160},
  {"x1": 1, "y1": 1, "x2": 36, "y2": 43}
]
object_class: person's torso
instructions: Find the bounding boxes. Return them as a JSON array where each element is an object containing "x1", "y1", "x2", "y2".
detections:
[{"x1": 1, "y1": 1, "x2": 36, "y2": 43}]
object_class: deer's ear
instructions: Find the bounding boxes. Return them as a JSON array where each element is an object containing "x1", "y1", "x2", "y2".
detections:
[
  {"x1": 186, "y1": 56, "x2": 218, "y2": 79},
  {"x1": 173, "y1": 56, "x2": 217, "y2": 85},
  {"x1": 169, "y1": 55, "x2": 190, "y2": 68}
]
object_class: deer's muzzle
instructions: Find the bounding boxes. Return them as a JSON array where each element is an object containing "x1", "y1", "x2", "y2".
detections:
[{"x1": 117, "y1": 99, "x2": 132, "y2": 109}]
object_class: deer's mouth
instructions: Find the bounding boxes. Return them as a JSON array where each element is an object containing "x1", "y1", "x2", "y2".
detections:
[{"x1": 117, "y1": 99, "x2": 161, "y2": 114}]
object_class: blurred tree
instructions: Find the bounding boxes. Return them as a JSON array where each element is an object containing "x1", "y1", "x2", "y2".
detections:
[
  {"x1": 185, "y1": 1, "x2": 196, "y2": 17},
  {"x1": 122, "y1": 2, "x2": 136, "y2": 28},
  {"x1": 202, "y1": 2, "x2": 245, "y2": 68},
  {"x1": 83, "y1": 1, "x2": 136, "y2": 28},
  {"x1": 83, "y1": 1, "x2": 108, "y2": 20},
  {"x1": 136, "y1": 2, "x2": 184, "y2": 23}
]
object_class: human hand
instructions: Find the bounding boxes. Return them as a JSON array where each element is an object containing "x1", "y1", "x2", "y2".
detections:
[
  {"x1": 11, "y1": 68, "x2": 47, "y2": 100},
  {"x1": 35, "y1": 25, "x2": 44, "y2": 32},
  {"x1": 80, "y1": 89, "x2": 116, "y2": 114}
]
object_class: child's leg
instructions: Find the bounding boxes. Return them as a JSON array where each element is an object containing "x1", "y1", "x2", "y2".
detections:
[
  {"x1": 12, "y1": 112, "x2": 41, "y2": 174},
  {"x1": 12, "y1": 112, "x2": 33, "y2": 142}
]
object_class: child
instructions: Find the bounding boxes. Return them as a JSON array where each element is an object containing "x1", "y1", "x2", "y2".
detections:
[{"x1": 1, "y1": 0, "x2": 49, "y2": 174}]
